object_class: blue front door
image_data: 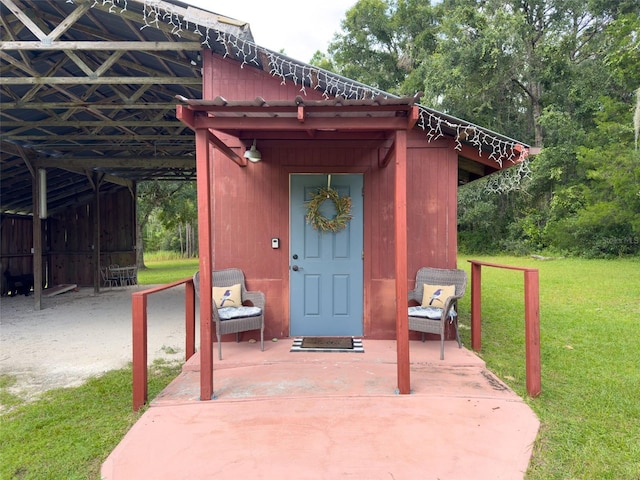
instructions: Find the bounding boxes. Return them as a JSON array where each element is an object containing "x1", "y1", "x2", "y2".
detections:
[{"x1": 290, "y1": 174, "x2": 364, "y2": 336}]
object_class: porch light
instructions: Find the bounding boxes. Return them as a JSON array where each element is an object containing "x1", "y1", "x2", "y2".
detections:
[{"x1": 244, "y1": 139, "x2": 262, "y2": 163}]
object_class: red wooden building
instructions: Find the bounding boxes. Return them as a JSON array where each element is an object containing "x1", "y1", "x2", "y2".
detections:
[{"x1": 176, "y1": 40, "x2": 529, "y2": 394}]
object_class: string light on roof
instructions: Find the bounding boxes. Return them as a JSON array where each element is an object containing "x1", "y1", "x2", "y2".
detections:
[{"x1": 98, "y1": 0, "x2": 531, "y2": 192}]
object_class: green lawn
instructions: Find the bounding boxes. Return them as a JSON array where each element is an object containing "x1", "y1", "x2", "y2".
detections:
[
  {"x1": 1, "y1": 256, "x2": 639, "y2": 478},
  {"x1": 137, "y1": 254, "x2": 199, "y2": 285},
  {"x1": 0, "y1": 360, "x2": 181, "y2": 480},
  {"x1": 456, "y1": 255, "x2": 640, "y2": 479}
]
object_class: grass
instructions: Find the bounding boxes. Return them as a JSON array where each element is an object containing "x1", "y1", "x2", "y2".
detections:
[
  {"x1": 0, "y1": 359, "x2": 181, "y2": 480},
  {"x1": 0, "y1": 256, "x2": 193, "y2": 479},
  {"x1": 137, "y1": 254, "x2": 199, "y2": 285},
  {"x1": 456, "y1": 255, "x2": 640, "y2": 479},
  {"x1": 2, "y1": 255, "x2": 639, "y2": 478}
]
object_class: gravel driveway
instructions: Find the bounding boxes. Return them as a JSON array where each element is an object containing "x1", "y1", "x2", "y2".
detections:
[{"x1": 0, "y1": 285, "x2": 194, "y2": 409}]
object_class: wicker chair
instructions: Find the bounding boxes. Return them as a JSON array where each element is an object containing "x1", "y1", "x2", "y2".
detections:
[
  {"x1": 408, "y1": 267, "x2": 467, "y2": 360},
  {"x1": 193, "y1": 269, "x2": 265, "y2": 360}
]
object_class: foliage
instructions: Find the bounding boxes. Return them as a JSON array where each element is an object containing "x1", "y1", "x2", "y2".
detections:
[
  {"x1": 456, "y1": 255, "x2": 640, "y2": 479},
  {"x1": 137, "y1": 181, "x2": 198, "y2": 264},
  {"x1": 0, "y1": 361, "x2": 181, "y2": 480},
  {"x1": 328, "y1": 0, "x2": 437, "y2": 93},
  {"x1": 325, "y1": 0, "x2": 640, "y2": 258}
]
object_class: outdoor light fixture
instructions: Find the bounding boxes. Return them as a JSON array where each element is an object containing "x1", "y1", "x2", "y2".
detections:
[{"x1": 244, "y1": 139, "x2": 262, "y2": 163}]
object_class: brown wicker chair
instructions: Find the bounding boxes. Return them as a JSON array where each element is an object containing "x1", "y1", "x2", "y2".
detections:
[
  {"x1": 408, "y1": 267, "x2": 467, "y2": 360},
  {"x1": 193, "y1": 268, "x2": 265, "y2": 360}
]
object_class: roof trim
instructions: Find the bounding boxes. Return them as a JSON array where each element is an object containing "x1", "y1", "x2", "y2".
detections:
[{"x1": 115, "y1": 0, "x2": 529, "y2": 168}]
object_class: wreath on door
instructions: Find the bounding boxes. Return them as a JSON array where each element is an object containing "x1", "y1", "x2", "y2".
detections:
[{"x1": 305, "y1": 187, "x2": 352, "y2": 233}]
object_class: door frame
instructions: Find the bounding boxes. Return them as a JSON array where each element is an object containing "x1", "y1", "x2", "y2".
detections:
[{"x1": 285, "y1": 166, "x2": 370, "y2": 337}]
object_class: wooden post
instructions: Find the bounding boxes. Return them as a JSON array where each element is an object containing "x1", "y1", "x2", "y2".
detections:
[
  {"x1": 468, "y1": 260, "x2": 541, "y2": 397},
  {"x1": 394, "y1": 130, "x2": 410, "y2": 394},
  {"x1": 185, "y1": 279, "x2": 196, "y2": 360},
  {"x1": 470, "y1": 262, "x2": 482, "y2": 351},
  {"x1": 195, "y1": 126, "x2": 214, "y2": 401},
  {"x1": 93, "y1": 175, "x2": 101, "y2": 294},
  {"x1": 524, "y1": 269, "x2": 541, "y2": 397},
  {"x1": 132, "y1": 293, "x2": 148, "y2": 411},
  {"x1": 32, "y1": 170, "x2": 42, "y2": 310}
]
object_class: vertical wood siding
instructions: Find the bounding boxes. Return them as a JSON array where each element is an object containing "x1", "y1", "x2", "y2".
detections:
[{"x1": 200, "y1": 52, "x2": 462, "y2": 339}]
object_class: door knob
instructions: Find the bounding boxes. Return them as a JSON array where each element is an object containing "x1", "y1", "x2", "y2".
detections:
[{"x1": 292, "y1": 265, "x2": 299, "y2": 271}]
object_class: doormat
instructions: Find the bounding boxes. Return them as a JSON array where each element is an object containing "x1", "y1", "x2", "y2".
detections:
[{"x1": 290, "y1": 337, "x2": 364, "y2": 353}]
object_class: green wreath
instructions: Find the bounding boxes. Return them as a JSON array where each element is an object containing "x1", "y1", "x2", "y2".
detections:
[{"x1": 305, "y1": 187, "x2": 352, "y2": 233}]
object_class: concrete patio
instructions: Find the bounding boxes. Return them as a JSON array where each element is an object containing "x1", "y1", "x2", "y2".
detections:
[{"x1": 102, "y1": 338, "x2": 539, "y2": 479}]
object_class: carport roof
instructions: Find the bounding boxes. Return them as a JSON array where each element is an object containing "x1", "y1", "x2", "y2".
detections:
[{"x1": 0, "y1": 0, "x2": 529, "y2": 216}]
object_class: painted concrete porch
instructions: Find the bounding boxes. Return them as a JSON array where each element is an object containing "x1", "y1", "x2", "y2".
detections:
[{"x1": 102, "y1": 339, "x2": 539, "y2": 479}]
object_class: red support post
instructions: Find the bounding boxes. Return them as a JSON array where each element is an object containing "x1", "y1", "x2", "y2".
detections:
[
  {"x1": 131, "y1": 278, "x2": 196, "y2": 411},
  {"x1": 394, "y1": 130, "x2": 410, "y2": 394},
  {"x1": 195, "y1": 126, "x2": 214, "y2": 401},
  {"x1": 524, "y1": 270, "x2": 541, "y2": 397},
  {"x1": 132, "y1": 293, "x2": 148, "y2": 411},
  {"x1": 468, "y1": 260, "x2": 542, "y2": 397},
  {"x1": 470, "y1": 262, "x2": 482, "y2": 351}
]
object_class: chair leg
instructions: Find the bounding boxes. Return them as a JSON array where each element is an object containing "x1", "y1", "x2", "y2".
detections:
[
  {"x1": 260, "y1": 328, "x2": 264, "y2": 352},
  {"x1": 440, "y1": 335, "x2": 445, "y2": 360},
  {"x1": 455, "y1": 324, "x2": 462, "y2": 348},
  {"x1": 218, "y1": 339, "x2": 222, "y2": 360}
]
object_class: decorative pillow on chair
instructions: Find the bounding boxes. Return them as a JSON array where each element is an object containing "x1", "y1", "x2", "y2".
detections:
[
  {"x1": 421, "y1": 284, "x2": 455, "y2": 309},
  {"x1": 212, "y1": 283, "x2": 242, "y2": 309}
]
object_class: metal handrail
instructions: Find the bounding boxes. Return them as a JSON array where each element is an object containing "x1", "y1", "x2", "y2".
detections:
[
  {"x1": 468, "y1": 260, "x2": 541, "y2": 397},
  {"x1": 132, "y1": 278, "x2": 196, "y2": 411}
]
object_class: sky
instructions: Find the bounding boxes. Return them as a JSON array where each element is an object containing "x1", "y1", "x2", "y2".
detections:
[{"x1": 184, "y1": 0, "x2": 356, "y2": 62}]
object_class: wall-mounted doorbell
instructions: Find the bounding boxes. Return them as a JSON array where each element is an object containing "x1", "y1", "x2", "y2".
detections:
[{"x1": 271, "y1": 238, "x2": 280, "y2": 249}]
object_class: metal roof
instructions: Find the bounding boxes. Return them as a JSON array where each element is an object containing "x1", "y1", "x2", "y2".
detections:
[{"x1": 1, "y1": 0, "x2": 528, "y2": 216}]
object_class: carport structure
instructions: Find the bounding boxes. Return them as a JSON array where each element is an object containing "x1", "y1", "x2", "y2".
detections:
[{"x1": 1, "y1": 0, "x2": 227, "y2": 307}]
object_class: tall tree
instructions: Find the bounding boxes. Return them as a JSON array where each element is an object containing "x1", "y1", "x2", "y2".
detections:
[{"x1": 327, "y1": 0, "x2": 437, "y2": 93}]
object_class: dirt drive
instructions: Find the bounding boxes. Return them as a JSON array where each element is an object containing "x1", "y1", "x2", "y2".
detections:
[{"x1": 0, "y1": 285, "x2": 191, "y2": 409}]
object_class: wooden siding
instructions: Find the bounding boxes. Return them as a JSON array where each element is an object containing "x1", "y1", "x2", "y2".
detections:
[
  {"x1": 0, "y1": 188, "x2": 136, "y2": 292},
  {"x1": 0, "y1": 214, "x2": 37, "y2": 294},
  {"x1": 202, "y1": 52, "x2": 461, "y2": 340}
]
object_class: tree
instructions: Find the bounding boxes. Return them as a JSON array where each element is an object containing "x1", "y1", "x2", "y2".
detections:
[
  {"x1": 323, "y1": 0, "x2": 640, "y2": 256},
  {"x1": 136, "y1": 181, "x2": 196, "y2": 268},
  {"x1": 327, "y1": 0, "x2": 437, "y2": 93}
]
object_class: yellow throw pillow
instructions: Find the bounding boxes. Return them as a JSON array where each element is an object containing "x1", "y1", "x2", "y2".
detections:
[
  {"x1": 421, "y1": 284, "x2": 455, "y2": 309},
  {"x1": 212, "y1": 283, "x2": 242, "y2": 309}
]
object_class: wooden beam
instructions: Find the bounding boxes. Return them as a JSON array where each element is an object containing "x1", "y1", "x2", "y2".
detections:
[
  {"x1": 194, "y1": 115, "x2": 413, "y2": 132},
  {"x1": 379, "y1": 141, "x2": 395, "y2": 168},
  {"x1": 0, "y1": 76, "x2": 201, "y2": 85},
  {"x1": 408, "y1": 106, "x2": 419, "y2": 129},
  {"x1": 394, "y1": 130, "x2": 410, "y2": 394},
  {"x1": 33, "y1": 157, "x2": 195, "y2": 169},
  {"x1": 1, "y1": 0, "x2": 48, "y2": 41},
  {"x1": 195, "y1": 128, "x2": 214, "y2": 401},
  {"x1": 0, "y1": 41, "x2": 202, "y2": 51},
  {"x1": 207, "y1": 131, "x2": 247, "y2": 167},
  {"x1": 2, "y1": 102, "x2": 178, "y2": 109},
  {"x1": 176, "y1": 104, "x2": 196, "y2": 129}
]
